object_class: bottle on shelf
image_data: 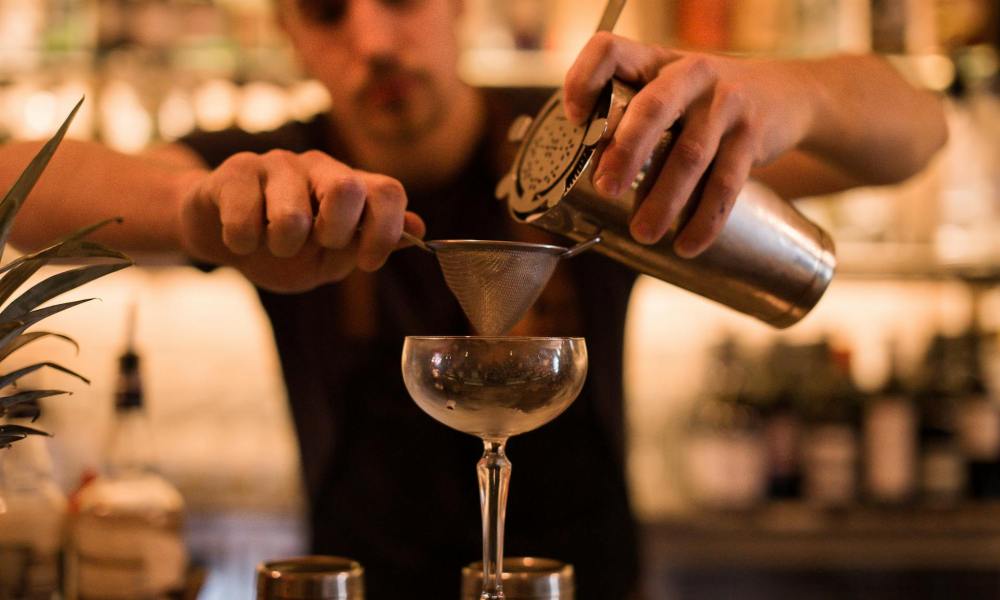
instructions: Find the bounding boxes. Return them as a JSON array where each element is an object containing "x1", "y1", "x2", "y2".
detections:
[
  {"x1": 65, "y1": 313, "x2": 187, "y2": 600},
  {"x1": 798, "y1": 339, "x2": 862, "y2": 509},
  {"x1": 0, "y1": 401, "x2": 66, "y2": 600},
  {"x1": 862, "y1": 339, "x2": 918, "y2": 505},
  {"x1": 683, "y1": 336, "x2": 768, "y2": 510},
  {"x1": 758, "y1": 340, "x2": 803, "y2": 500},
  {"x1": 952, "y1": 329, "x2": 1000, "y2": 499},
  {"x1": 917, "y1": 334, "x2": 967, "y2": 508}
]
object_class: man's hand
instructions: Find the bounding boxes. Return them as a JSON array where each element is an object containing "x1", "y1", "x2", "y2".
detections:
[
  {"x1": 178, "y1": 149, "x2": 425, "y2": 292},
  {"x1": 563, "y1": 33, "x2": 819, "y2": 257}
]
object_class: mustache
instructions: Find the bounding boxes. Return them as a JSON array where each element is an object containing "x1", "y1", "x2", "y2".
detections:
[{"x1": 355, "y1": 57, "x2": 431, "y2": 102}]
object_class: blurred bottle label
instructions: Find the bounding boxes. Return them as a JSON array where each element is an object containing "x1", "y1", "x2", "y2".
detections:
[{"x1": 864, "y1": 397, "x2": 917, "y2": 503}]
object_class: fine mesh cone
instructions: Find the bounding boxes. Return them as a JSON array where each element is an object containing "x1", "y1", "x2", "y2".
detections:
[{"x1": 428, "y1": 240, "x2": 565, "y2": 336}]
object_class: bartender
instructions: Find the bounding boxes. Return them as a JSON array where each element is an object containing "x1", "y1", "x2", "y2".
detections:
[{"x1": 0, "y1": 0, "x2": 946, "y2": 597}]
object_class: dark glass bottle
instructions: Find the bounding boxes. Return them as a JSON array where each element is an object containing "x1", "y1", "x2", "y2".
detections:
[
  {"x1": 862, "y1": 340, "x2": 917, "y2": 505},
  {"x1": 952, "y1": 331, "x2": 1000, "y2": 499},
  {"x1": 917, "y1": 334, "x2": 966, "y2": 507},
  {"x1": 66, "y1": 335, "x2": 187, "y2": 600}
]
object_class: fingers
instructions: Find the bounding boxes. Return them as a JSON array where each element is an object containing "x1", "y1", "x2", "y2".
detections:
[
  {"x1": 302, "y1": 151, "x2": 367, "y2": 249},
  {"x1": 208, "y1": 149, "x2": 413, "y2": 271},
  {"x1": 673, "y1": 127, "x2": 755, "y2": 258},
  {"x1": 356, "y1": 174, "x2": 406, "y2": 271},
  {"x1": 593, "y1": 56, "x2": 716, "y2": 198},
  {"x1": 211, "y1": 154, "x2": 265, "y2": 256},
  {"x1": 315, "y1": 242, "x2": 359, "y2": 284},
  {"x1": 564, "y1": 37, "x2": 763, "y2": 252},
  {"x1": 397, "y1": 211, "x2": 427, "y2": 249},
  {"x1": 261, "y1": 150, "x2": 313, "y2": 257},
  {"x1": 631, "y1": 86, "x2": 731, "y2": 244},
  {"x1": 631, "y1": 74, "x2": 754, "y2": 248},
  {"x1": 302, "y1": 152, "x2": 411, "y2": 269},
  {"x1": 563, "y1": 33, "x2": 671, "y2": 124}
]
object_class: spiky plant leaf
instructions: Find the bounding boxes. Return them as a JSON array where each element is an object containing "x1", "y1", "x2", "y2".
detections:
[
  {"x1": 0, "y1": 361, "x2": 89, "y2": 391},
  {"x1": 0, "y1": 390, "x2": 69, "y2": 415},
  {"x1": 0, "y1": 218, "x2": 127, "y2": 277},
  {"x1": 0, "y1": 424, "x2": 51, "y2": 448},
  {"x1": 0, "y1": 97, "x2": 83, "y2": 264},
  {"x1": 0, "y1": 262, "x2": 129, "y2": 322},
  {"x1": 0, "y1": 299, "x2": 94, "y2": 351},
  {"x1": 0, "y1": 98, "x2": 132, "y2": 450},
  {"x1": 0, "y1": 425, "x2": 48, "y2": 438},
  {"x1": 0, "y1": 331, "x2": 78, "y2": 363}
]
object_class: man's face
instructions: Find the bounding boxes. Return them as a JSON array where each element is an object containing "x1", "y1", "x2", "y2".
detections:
[{"x1": 278, "y1": 0, "x2": 462, "y2": 145}]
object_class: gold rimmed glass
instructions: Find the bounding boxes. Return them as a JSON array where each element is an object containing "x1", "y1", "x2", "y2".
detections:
[{"x1": 401, "y1": 337, "x2": 587, "y2": 600}]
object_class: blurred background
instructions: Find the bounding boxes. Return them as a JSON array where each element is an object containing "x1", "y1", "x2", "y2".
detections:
[{"x1": 0, "y1": 0, "x2": 998, "y2": 598}]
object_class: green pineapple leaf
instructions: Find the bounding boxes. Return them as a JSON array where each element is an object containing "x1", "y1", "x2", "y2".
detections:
[
  {"x1": 0, "y1": 424, "x2": 51, "y2": 448},
  {"x1": 0, "y1": 217, "x2": 128, "y2": 277},
  {"x1": 0, "y1": 389, "x2": 70, "y2": 416},
  {"x1": 0, "y1": 97, "x2": 83, "y2": 264},
  {"x1": 0, "y1": 361, "x2": 90, "y2": 391},
  {"x1": 0, "y1": 262, "x2": 130, "y2": 322},
  {"x1": 0, "y1": 299, "x2": 95, "y2": 351},
  {"x1": 0, "y1": 332, "x2": 79, "y2": 363},
  {"x1": 0, "y1": 98, "x2": 133, "y2": 448}
]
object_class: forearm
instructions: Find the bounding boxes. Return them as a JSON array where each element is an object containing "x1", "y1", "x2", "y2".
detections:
[
  {"x1": 0, "y1": 140, "x2": 206, "y2": 253},
  {"x1": 794, "y1": 54, "x2": 947, "y2": 185}
]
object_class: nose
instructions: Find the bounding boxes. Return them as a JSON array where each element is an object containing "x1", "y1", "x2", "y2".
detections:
[{"x1": 346, "y1": 0, "x2": 399, "y2": 59}]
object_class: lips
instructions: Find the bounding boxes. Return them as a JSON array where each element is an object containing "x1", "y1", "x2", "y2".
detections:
[{"x1": 364, "y1": 74, "x2": 417, "y2": 108}]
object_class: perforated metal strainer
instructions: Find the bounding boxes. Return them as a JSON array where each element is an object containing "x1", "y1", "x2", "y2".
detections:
[{"x1": 403, "y1": 232, "x2": 599, "y2": 335}]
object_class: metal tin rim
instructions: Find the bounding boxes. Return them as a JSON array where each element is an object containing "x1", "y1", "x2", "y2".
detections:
[
  {"x1": 256, "y1": 556, "x2": 363, "y2": 599},
  {"x1": 425, "y1": 239, "x2": 568, "y2": 255},
  {"x1": 461, "y1": 557, "x2": 575, "y2": 598}
]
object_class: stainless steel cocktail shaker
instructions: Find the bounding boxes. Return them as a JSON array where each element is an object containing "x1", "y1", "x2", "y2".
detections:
[
  {"x1": 256, "y1": 556, "x2": 364, "y2": 599},
  {"x1": 495, "y1": 79, "x2": 836, "y2": 328}
]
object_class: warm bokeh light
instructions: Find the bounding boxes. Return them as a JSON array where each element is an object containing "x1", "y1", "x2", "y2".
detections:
[
  {"x1": 236, "y1": 81, "x2": 288, "y2": 133},
  {"x1": 193, "y1": 78, "x2": 240, "y2": 132},
  {"x1": 99, "y1": 79, "x2": 153, "y2": 153},
  {"x1": 158, "y1": 87, "x2": 197, "y2": 141}
]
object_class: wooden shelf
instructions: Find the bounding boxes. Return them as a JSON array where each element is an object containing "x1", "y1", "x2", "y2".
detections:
[
  {"x1": 836, "y1": 241, "x2": 1000, "y2": 283},
  {"x1": 643, "y1": 502, "x2": 1000, "y2": 571}
]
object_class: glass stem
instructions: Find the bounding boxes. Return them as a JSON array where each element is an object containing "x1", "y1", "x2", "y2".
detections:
[{"x1": 478, "y1": 438, "x2": 510, "y2": 600}]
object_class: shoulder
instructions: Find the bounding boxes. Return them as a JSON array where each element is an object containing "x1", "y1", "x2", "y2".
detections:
[{"x1": 177, "y1": 114, "x2": 334, "y2": 168}]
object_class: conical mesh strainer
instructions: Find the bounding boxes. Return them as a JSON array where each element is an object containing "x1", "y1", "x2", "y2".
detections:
[{"x1": 403, "y1": 233, "x2": 600, "y2": 335}]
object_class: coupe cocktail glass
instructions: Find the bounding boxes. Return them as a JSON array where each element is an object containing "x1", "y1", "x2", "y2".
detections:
[{"x1": 401, "y1": 336, "x2": 587, "y2": 600}]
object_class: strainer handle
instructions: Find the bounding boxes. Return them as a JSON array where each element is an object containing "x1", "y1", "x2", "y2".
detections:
[
  {"x1": 596, "y1": 0, "x2": 627, "y2": 33},
  {"x1": 562, "y1": 234, "x2": 602, "y2": 259},
  {"x1": 400, "y1": 230, "x2": 433, "y2": 253}
]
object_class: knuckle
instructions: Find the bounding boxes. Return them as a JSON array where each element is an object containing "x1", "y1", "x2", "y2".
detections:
[
  {"x1": 222, "y1": 151, "x2": 261, "y2": 172},
  {"x1": 269, "y1": 209, "x2": 312, "y2": 233},
  {"x1": 370, "y1": 177, "x2": 407, "y2": 207},
  {"x1": 684, "y1": 55, "x2": 714, "y2": 79},
  {"x1": 716, "y1": 83, "x2": 746, "y2": 111},
  {"x1": 302, "y1": 149, "x2": 328, "y2": 162},
  {"x1": 631, "y1": 94, "x2": 669, "y2": 122},
  {"x1": 673, "y1": 139, "x2": 710, "y2": 169},
  {"x1": 713, "y1": 174, "x2": 743, "y2": 202},
  {"x1": 331, "y1": 175, "x2": 366, "y2": 200},
  {"x1": 263, "y1": 148, "x2": 296, "y2": 163}
]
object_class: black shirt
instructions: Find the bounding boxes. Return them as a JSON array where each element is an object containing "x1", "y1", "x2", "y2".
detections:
[{"x1": 181, "y1": 88, "x2": 638, "y2": 599}]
